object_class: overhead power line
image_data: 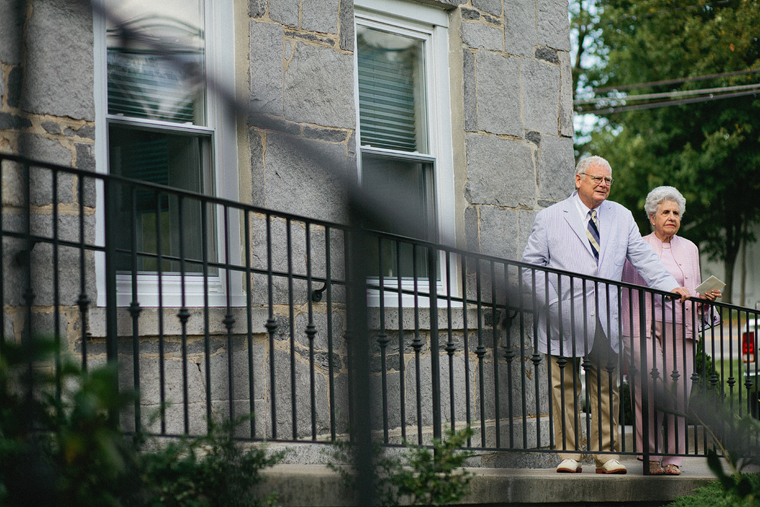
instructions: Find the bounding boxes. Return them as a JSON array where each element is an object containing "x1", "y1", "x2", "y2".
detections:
[
  {"x1": 575, "y1": 82, "x2": 760, "y2": 105},
  {"x1": 592, "y1": 68, "x2": 760, "y2": 93},
  {"x1": 578, "y1": 88, "x2": 760, "y2": 115}
]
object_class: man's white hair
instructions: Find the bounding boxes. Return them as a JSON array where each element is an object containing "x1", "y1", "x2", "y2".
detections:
[{"x1": 575, "y1": 156, "x2": 612, "y2": 176}]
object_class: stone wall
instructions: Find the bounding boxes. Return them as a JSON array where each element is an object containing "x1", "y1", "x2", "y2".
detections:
[
  {"x1": 0, "y1": 0, "x2": 572, "y2": 447},
  {"x1": 244, "y1": 0, "x2": 576, "y2": 257},
  {"x1": 457, "y1": 0, "x2": 576, "y2": 261},
  {"x1": 0, "y1": 0, "x2": 97, "y2": 347}
]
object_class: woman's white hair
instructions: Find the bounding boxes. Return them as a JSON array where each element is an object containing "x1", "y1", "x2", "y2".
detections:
[
  {"x1": 644, "y1": 186, "x2": 686, "y2": 220},
  {"x1": 575, "y1": 155, "x2": 612, "y2": 176}
]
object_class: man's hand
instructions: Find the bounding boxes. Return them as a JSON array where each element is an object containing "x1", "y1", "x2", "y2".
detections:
[{"x1": 671, "y1": 287, "x2": 690, "y2": 302}]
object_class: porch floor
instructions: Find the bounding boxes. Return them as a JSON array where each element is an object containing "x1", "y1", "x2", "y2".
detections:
[{"x1": 257, "y1": 456, "x2": 744, "y2": 506}]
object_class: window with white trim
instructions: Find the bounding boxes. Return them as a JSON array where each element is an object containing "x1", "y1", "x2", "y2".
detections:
[
  {"x1": 94, "y1": 0, "x2": 240, "y2": 307},
  {"x1": 354, "y1": 0, "x2": 456, "y2": 305}
]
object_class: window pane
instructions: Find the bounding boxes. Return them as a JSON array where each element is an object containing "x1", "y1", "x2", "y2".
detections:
[
  {"x1": 357, "y1": 26, "x2": 426, "y2": 153},
  {"x1": 106, "y1": 0, "x2": 206, "y2": 125},
  {"x1": 362, "y1": 153, "x2": 437, "y2": 278},
  {"x1": 109, "y1": 124, "x2": 216, "y2": 274}
]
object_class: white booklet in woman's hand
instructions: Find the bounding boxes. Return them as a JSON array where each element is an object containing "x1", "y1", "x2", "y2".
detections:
[{"x1": 696, "y1": 275, "x2": 726, "y2": 294}]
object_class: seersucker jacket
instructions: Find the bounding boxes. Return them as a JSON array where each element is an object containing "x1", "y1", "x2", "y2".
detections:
[{"x1": 521, "y1": 192, "x2": 678, "y2": 357}]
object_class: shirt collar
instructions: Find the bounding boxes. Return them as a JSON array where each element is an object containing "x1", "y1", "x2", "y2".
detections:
[{"x1": 574, "y1": 191, "x2": 600, "y2": 220}]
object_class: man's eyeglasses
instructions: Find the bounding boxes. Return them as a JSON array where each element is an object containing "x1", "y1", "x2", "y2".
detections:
[{"x1": 580, "y1": 173, "x2": 614, "y2": 186}]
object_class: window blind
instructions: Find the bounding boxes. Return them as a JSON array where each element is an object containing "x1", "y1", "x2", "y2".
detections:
[{"x1": 357, "y1": 35, "x2": 420, "y2": 152}]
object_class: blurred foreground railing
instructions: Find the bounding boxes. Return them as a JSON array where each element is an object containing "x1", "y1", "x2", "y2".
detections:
[{"x1": 2, "y1": 153, "x2": 759, "y2": 465}]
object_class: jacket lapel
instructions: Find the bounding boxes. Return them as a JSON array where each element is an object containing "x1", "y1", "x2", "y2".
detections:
[
  {"x1": 562, "y1": 193, "x2": 594, "y2": 257},
  {"x1": 597, "y1": 201, "x2": 612, "y2": 265}
]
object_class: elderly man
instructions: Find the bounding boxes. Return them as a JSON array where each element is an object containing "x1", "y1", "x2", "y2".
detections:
[{"x1": 521, "y1": 156, "x2": 689, "y2": 474}]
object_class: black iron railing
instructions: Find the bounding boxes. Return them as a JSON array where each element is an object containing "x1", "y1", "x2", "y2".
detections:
[{"x1": 2, "y1": 153, "x2": 759, "y2": 465}]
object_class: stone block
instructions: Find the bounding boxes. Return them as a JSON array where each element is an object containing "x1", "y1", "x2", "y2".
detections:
[
  {"x1": 463, "y1": 49, "x2": 477, "y2": 132},
  {"x1": 535, "y1": 46, "x2": 559, "y2": 64},
  {"x1": 504, "y1": 0, "x2": 536, "y2": 57},
  {"x1": 90, "y1": 307, "x2": 273, "y2": 339},
  {"x1": 539, "y1": 135, "x2": 574, "y2": 200},
  {"x1": 0, "y1": 0, "x2": 24, "y2": 65},
  {"x1": 370, "y1": 330, "x2": 429, "y2": 357},
  {"x1": 29, "y1": 310, "x2": 69, "y2": 340},
  {"x1": 19, "y1": 134, "x2": 71, "y2": 167},
  {"x1": 270, "y1": 0, "x2": 299, "y2": 28},
  {"x1": 293, "y1": 310, "x2": 345, "y2": 352},
  {"x1": 41, "y1": 121, "x2": 62, "y2": 135},
  {"x1": 437, "y1": 353, "x2": 470, "y2": 423},
  {"x1": 307, "y1": 222, "x2": 347, "y2": 282},
  {"x1": 2, "y1": 160, "x2": 24, "y2": 208},
  {"x1": 5, "y1": 67, "x2": 21, "y2": 108},
  {"x1": 465, "y1": 205, "x2": 479, "y2": 253},
  {"x1": 1, "y1": 213, "x2": 97, "y2": 307},
  {"x1": 302, "y1": 0, "x2": 339, "y2": 34},
  {"x1": 473, "y1": 0, "x2": 502, "y2": 16},
  {"x1": 518, "y1": 209, "x2": 539, "y2": 256},
  {"x1": 0, "y1": 113, "x2": 31, "y2": 130},
  {"x1": 267, "y1": 349, "x2": 331, "y2": 439},
  {"x1": 303, "y1": 126, "x2": 347, "y2": 143},
  {"x1": 478, "y1": 206, "x2": 519, "y2": 260},
  {"x1": 251, "y1": 214, "x2": 307, "y2": 276},
  {"x1": 537, "y1": 0, "x2": 571, "y2": 51},
  {"x1": 478, "y1": 416, "x2": 554, "y2": 453},
  {"x1": 23, "y1": 0, "x2": 94, "y2": 120},
  {"x1": 203, "y1": 337, "x2": 269, "y2": 402},
  {"x1": 3, "y1": 310, "x2": 15, "y2": 340},
  {"x1": 284, "y1": 43, "x2": 355, "y2": 129},
  {"x1": 262, "y1": 133, "x2": 350, "y2": 222},
  {"x1": 30, "y1": 165, "x2": 76, "y2": 206},
  {"x1": 478, "y1": 356, "x2": 537, "y2": 422},
  {"x1": 559, "y1": 51, "x2": 574, "y2": 137},
  {"x1": 249, "y1": 20, "x2": 284, "y2": 117},
  {"x1": 249, "y1": 0, "x2": 266, "y2": 18},
  {"x1": 249, "y1": 129, "x2": 265, "y2": 207},
  {"x1": 461, "y1": 21, "x2": 503, "y2": 51},
  {"x1": 75, "y1": 143, "x2": 95, "y2": 172},
  {"x1": 522, "y1": 59, "x2": 560, "y2": 135},
  {"x1": 465, "y1": 134, "x2": 535, "y2": 208},
  {"x1": 0, "y1": 69, "x2": 4, "y2": 104},
  {"x1": 476, "y1": 52, "x2": 522, "y2": 136},
  {"x1": 462, "y1": 8, "x2": 481, "y2": 21},
  {"x1": 67, "y1": 125, "x2": 95, "y2": 140},
  {"x1": 339, "y1": 0, "x2": 354, "y2": 51}
]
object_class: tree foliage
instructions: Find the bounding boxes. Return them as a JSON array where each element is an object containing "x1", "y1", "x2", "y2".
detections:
[{"x1": 573, "y1": 0, "x2": 760, "y2": 302}]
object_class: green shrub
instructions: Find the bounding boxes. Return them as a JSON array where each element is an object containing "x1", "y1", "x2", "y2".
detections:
[
  {"x1": 0, "y1": 338, "x2": 283, "y2": 507},
  {"x1": 329, "y1": 427, "x2": 475, "y2": 507},
  {"x1": 667, "y1": 398, "x2": 760, "y2": 507},
  {"x1": 694, "y1": 338, "x2": 723, "y2": 398},
  {"x1": 139, "y1": 417, "x2": 286, "y2": 507},
  {"x1": 665, "y1": 477, "x2": 760, "y2": 507}
]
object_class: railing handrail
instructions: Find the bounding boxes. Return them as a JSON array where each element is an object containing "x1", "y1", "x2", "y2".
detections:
[{"x1": 5, "y1": 152, "x2": 760, "y2": 466}]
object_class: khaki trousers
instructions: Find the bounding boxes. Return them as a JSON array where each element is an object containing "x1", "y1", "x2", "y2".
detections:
[{"x1": 550, "y1": 324, "x2": 620, "y2": 466}]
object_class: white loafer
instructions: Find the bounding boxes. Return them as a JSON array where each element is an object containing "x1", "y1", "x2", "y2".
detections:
[
  {"x1": 556, "y1": 458, "x2": 582, "y2": 473},
  {"x1": 595, "y1": 459, "x2": 627, "y2": 474}
]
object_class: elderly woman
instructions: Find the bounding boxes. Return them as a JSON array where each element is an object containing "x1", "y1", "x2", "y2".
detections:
[{"x1": 621, "y1": 186, "x2": 720, "y2": 476}]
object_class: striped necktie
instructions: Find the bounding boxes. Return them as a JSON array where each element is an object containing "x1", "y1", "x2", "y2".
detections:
[{"x1": 587, "y1": 209, "x2": 600, "y2": 263}]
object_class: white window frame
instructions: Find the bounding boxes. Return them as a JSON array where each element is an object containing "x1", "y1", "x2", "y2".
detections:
[
  {"x1": 93, "y1": 0, "x2": 242, "y2": 307},
  {"x1": 354, "y1": 0, "x2": 458, "y2": 307}
]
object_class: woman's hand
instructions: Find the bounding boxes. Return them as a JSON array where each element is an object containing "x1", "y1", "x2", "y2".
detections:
[{"x1": 704, "y1": 289, "x2": 721, "y2": 301}]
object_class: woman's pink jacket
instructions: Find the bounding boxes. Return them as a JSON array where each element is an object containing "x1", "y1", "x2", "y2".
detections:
[{"x1": 621, "y1": 233, "x2": 703, "y2": 340}]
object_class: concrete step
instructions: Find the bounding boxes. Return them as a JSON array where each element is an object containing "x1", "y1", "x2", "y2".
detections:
[{"x1": 255, "y1": 456, "x2": 737, "y2": 506}]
